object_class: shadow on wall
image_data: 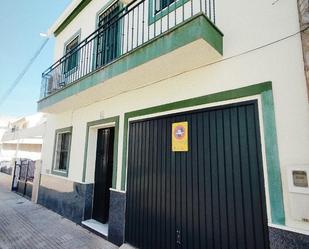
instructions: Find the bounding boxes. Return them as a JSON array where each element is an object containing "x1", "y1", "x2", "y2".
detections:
[{"x1": 37, "y1": 181, "x2": 93, "y2": 224}]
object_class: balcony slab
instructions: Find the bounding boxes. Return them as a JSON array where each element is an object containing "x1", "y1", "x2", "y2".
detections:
[{"x1": 38, "y1": 13, "x2": 223, "y2": 112}]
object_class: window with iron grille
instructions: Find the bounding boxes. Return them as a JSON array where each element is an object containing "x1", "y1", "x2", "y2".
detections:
[
  {"x1": 155, "y1": 0, "x2": 176, "y2": 12},
  {"x1": 96, "y1": 1, "x2": 120, "y2": 68},
  {"x1": 64, "y1": 36, "x2": 79, "y2": 74},
  {"x1": 53, "y1": 128, "x2": 72, "y2": 175},
  {"x1": 149, "y1": 0, "x2": 190, "y2": 24}
]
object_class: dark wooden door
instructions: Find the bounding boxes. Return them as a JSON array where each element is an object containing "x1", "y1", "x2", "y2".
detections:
[
  {"x1": 125, "y1": 101, "x2": 270, "y2": 249},
  {"x1": 92, "y1": 127, "x2": 115, "y2": 224}
]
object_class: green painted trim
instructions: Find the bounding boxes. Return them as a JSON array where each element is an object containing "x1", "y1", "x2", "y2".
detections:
[
  {"x1": 63, "y1": 29, "x2": 82, "y2": 56},
  {"x1": 51, "y1": 126, "x2": 73, "y2": 177},
  {"x1": 95, "y1": 0, "x2": 120, "y2": 28},
  {"x1": 148, "y1": 0, "x2": 190, "y2": 24},
  {"x1": 120, "y1": 81, "x2": 285, "y2": 226},
  {"x1": 54, "y1": 0, "x2": 92, "y2": 37},
  {"x1": 261, "y1": 90, "x2": 285, "y2": 225},
  {"x1": 82, "y1": 116, "x2": 119, "y2": 189},
  {"x1": 120, "y1": 82, "x2": 271, "y2": 188},
  {"x1": 62, "y1": 30, "x2": 82, "y2": 76},
  {"x1": 38, "y1": 13, "x2": 223, "y2": 110}
]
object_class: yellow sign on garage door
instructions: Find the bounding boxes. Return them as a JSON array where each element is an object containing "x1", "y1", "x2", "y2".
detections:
[{"x1": 172, "y1": 121, "x2": 188, "y2": 152}]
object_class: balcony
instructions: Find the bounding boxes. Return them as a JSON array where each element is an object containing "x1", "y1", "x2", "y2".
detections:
[{"x1": 38, "y1": 0, "x2": 223, "y2": 112}]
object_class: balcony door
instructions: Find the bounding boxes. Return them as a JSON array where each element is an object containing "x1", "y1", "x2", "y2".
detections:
[{"x1": 96, "y1": 2, "x2": 121, "y2": 68}]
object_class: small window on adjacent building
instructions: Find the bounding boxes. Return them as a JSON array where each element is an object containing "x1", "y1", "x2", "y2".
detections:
[
  {"x1": 64, "y1": 36, "x2": 79, "y2": 73},
  {"x1": 53, "y1": 128, "x2": 72, "y2": 175},
  {"x1": 155, "y1": 0, "x2": 176, "y2": 13}
]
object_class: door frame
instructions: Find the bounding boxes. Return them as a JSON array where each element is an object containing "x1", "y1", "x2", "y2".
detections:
[
  {"x1": 83, "y1": 116, "x2": 120, "y2": 187},
  {"x1": 121, "y1": 82, "x2": 285, "y2": 227},
  {"x1": 126, "y1": 96, "x2": 271, "y2": 217},
  {"x1": 92, "y1": 126, "x2": 115, "y2": 223},
  {"x1": 125, "y1": 99, "x2": 270, "y2": 248}
]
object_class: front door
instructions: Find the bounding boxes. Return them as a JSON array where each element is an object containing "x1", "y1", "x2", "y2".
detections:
[{"x1": 92, "y1": 127, "x2": 115, "y2": 224}]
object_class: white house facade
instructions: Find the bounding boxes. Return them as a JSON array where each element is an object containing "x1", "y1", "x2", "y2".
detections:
[
  {"x1": 1, "y1": 113, "x2": 46, "y2": 161},
  {"x1": 37, "y1": 0, "x2": 309, "y2": 247}
]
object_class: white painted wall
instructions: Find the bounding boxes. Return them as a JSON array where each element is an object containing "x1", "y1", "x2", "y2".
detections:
[
  {"x1": 0, "y1": 114, "x2": 45, "y2": 161},
  {"x1": 42, "y1": 0, "x2": 309, "y2": 232},
  {"x1": 53, "y1": 0, "x2": 115, "y2": 61}
]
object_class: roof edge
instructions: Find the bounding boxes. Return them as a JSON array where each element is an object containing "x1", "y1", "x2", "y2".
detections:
[{"x1": 48, "y1": 0, "x2": 90, "y2": 37}]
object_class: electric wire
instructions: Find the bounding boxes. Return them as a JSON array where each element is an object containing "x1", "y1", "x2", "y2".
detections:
[
  {"x1": 3, "y1": 24, "x2": 308, "y2": 110},
  {"x1": 0, "y1": 38, "x2": 49, "y2": 107},
  {"x1": 78, "y1": 25, "x2": 309, "y2": 110}
]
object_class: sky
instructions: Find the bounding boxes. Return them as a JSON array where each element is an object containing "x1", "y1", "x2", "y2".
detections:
[{"x1": 0, "y1": 0, "x2": 72, "y2": 118}]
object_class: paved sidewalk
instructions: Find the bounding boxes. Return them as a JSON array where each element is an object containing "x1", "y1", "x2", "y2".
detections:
[{"x1": 0, "y1": 186, "x2": 118, "y2": 249}]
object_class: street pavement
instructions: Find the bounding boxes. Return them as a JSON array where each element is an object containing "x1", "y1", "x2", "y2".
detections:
[{"x1": 0, "y1": 183, "x2": 118, "y2": 249}]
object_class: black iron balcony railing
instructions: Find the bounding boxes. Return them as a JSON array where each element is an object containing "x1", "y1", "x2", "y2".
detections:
[{"x1": 41, "y1": 0, "x2": 216, "y2": 98}]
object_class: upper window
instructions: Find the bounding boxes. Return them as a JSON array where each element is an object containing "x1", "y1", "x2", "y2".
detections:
[
  {"x1": 149, "y1": 0, "x2": 187, "y2": 24},
  {"x1": 64, "y1": 36, "x2": 79, "y2": 73},
  {"x1": 155, "y1": 0, "x2": 176, "y2": 13},
  {"x1": 98, "y1": 2, "x2": 120, "y2": 28},
  {"x1": 53, "y1": 128, "x2": 72, "y2": 176},
  {"x1": 95, "y1": 2, "x2": 121, "y2": 67}
]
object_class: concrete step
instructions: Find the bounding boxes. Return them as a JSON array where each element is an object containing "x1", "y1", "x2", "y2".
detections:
[{"x1": 119, "y1": 243, "x2": 137, "y2": 249}]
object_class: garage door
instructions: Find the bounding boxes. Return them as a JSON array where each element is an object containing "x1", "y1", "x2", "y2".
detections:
[{"x1": 125, "y1": 101, "x2": 269, "y2": 249}]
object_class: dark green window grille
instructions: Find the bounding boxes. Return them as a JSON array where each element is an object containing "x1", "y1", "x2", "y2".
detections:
[
  {"x1": 64, "y1": 36, "x2": 79, "y2": 74},
  {"x1": 155, "y1": 0, "x2": 176, "y2": 13},
  {"x1": 96, "y1": 2, "x2": 120, "y2": 68}
]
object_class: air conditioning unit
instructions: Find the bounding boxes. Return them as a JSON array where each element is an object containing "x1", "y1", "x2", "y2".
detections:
[
  {"x1": 46, "y1": 72, "x2": 65, "y2": 94},
  {"x1": 47, "y1": 75, "x2": 54, "y2": 94}
]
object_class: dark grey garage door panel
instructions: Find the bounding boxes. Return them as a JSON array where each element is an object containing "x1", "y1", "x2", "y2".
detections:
[{"x1": 125, "y1": 101, "x2": 269, "y2": 249}]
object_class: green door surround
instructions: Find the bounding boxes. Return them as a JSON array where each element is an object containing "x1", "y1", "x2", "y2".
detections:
[
  {"x1": 82, "y1": 116, "x2": 119, "y2": 188},
  {"x1": 120, "y1": 81, "x2": 285, "y2": 226}
]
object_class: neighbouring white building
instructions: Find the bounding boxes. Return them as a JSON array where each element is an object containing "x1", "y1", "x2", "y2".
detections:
[
  {"x1": 0, "y1": 116, "x2": 16, "y2": 161},
  {"x1": 1, "y1": 113, "x2": 46, "y2": 162},
  {"x1": 0, "y1": 113, "x2": 46, "y2": 195},
  {"x1": 37, "y1": 0, "x2": 309, "y2": 248}
]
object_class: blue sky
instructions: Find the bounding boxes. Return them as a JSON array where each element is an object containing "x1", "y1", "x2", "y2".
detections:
[{"x1": 0, "y1": 0, "x2": 72, "y2": 117}]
